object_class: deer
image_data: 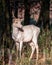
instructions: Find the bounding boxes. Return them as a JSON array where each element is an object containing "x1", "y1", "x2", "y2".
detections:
[{"x1": 12, "y1": 10, "x2": 40, "y2": 62}]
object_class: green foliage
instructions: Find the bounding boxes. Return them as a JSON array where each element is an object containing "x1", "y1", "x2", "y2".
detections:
[{"x1": 38, "y1": 29, "x2": 52, "y2": 51}]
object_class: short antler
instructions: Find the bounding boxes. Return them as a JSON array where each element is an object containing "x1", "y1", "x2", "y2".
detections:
[{"x1": 12, "y1": 10, "x2": 15, "y2": 18}]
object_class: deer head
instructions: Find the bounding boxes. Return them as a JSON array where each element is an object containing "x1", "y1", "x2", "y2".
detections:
[
  {"x1": 12, "y1": 18, "x2": 23, "y2": 28},
  {"x1": 12, "y1": 10, "x2": 23, "y2": 28}
]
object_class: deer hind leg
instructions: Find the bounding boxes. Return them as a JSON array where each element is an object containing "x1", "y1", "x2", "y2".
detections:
[
  {"x1": 29, "y1": 42, "x2": 35, "y2": 61},
  {"x1": 32, "y1": 38, "x2": 39, "y2": 61},
  {"x1": 33, "y1": 38, "x2": 39, "y2": 65},
  {"x1": 35, "y1": 42, "x2": 39, "y2": 61},
  {"x1": 35, "y1": 43, "x2": 39, "y2": 65}
]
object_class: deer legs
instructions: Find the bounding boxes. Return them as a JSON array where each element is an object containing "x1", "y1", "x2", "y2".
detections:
[
  {"x1": 29, "y1": 42, "x2": 35, "y2": 61},
  {"x1": 35, "y1": 43, "x2": 39, "y2": 65},
  {"x1": 16, "y1": 42, "x2": 19, "y2": 59},
  {"x1": 16, "y1": 40, "x2": 38, "y2": 62},
  {"x1": 33, "y1": 38, "x2": 39, "y2": 61},
  {"x1": 20, "y1": 41, "x2": 23, "y2": 59},
  {"x1": 29, "y1": 38, "x2": 39, "y2": 61},
  {"x1": 35, "y1": 43, "x2": 39, "y2": 61},
  {"x1": 16, "y1": 41, "x2": 23, "y2": 59}
]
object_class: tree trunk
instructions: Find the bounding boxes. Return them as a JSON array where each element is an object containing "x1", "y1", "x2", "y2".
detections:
[
  {"x1": 24, "y1": 0, "x2": 30, "y2": 25},
  {"x1": 14, "y1": 0, "x2": 18, "y2": 18},
  {"x1": 38, "y1": 0, "x2": 50, "y2": 30}
]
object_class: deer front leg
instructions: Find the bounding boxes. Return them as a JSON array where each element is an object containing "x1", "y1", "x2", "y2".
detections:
[
  {"x1": 29, "y1": 42, "x2": 35, "y2": 61},
  {"x1": 19, "y1": 41, "x2": 23, "y2": 59},
  {"x1": 16, "y1": 42, "x2": 19, "y2": 59}
]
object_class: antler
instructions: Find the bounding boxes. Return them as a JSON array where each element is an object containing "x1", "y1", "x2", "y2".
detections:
[{"x1": 12, "y1": 10, "x2": 15, "y2": 18}]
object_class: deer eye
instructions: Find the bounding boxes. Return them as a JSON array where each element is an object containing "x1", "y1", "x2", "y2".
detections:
[{"x1": 16, "y1": 22, "x2": 18, "y2": 23}]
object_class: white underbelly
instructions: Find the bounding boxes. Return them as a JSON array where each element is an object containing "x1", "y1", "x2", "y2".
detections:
[{"x1": 23, "y1": 37, "x2": 32, "y2": 42}]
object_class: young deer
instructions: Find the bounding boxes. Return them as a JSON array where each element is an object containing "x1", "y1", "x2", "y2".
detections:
[{"x1": 12, "y1": 10, "x2": 40, "y2": 61}]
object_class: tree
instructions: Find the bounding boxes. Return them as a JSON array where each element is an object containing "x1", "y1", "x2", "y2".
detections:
[
  {"x1": 38, "y1": 0, "x2": 50, "y2": 30},
  {"x1": 14, "y1": 0, "x2": 18, "y2": 18},
  {"x1": 24, "y1": 0, "x2": 30, "y2": 25}
]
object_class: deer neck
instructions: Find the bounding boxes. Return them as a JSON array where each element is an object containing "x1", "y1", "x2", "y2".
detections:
[
  {"x1": 17, "y1": 27, "x2": 24, "y2": 32},
  {"x1": 12, "y1": 24, "x2": 24, "y2": 32}
]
